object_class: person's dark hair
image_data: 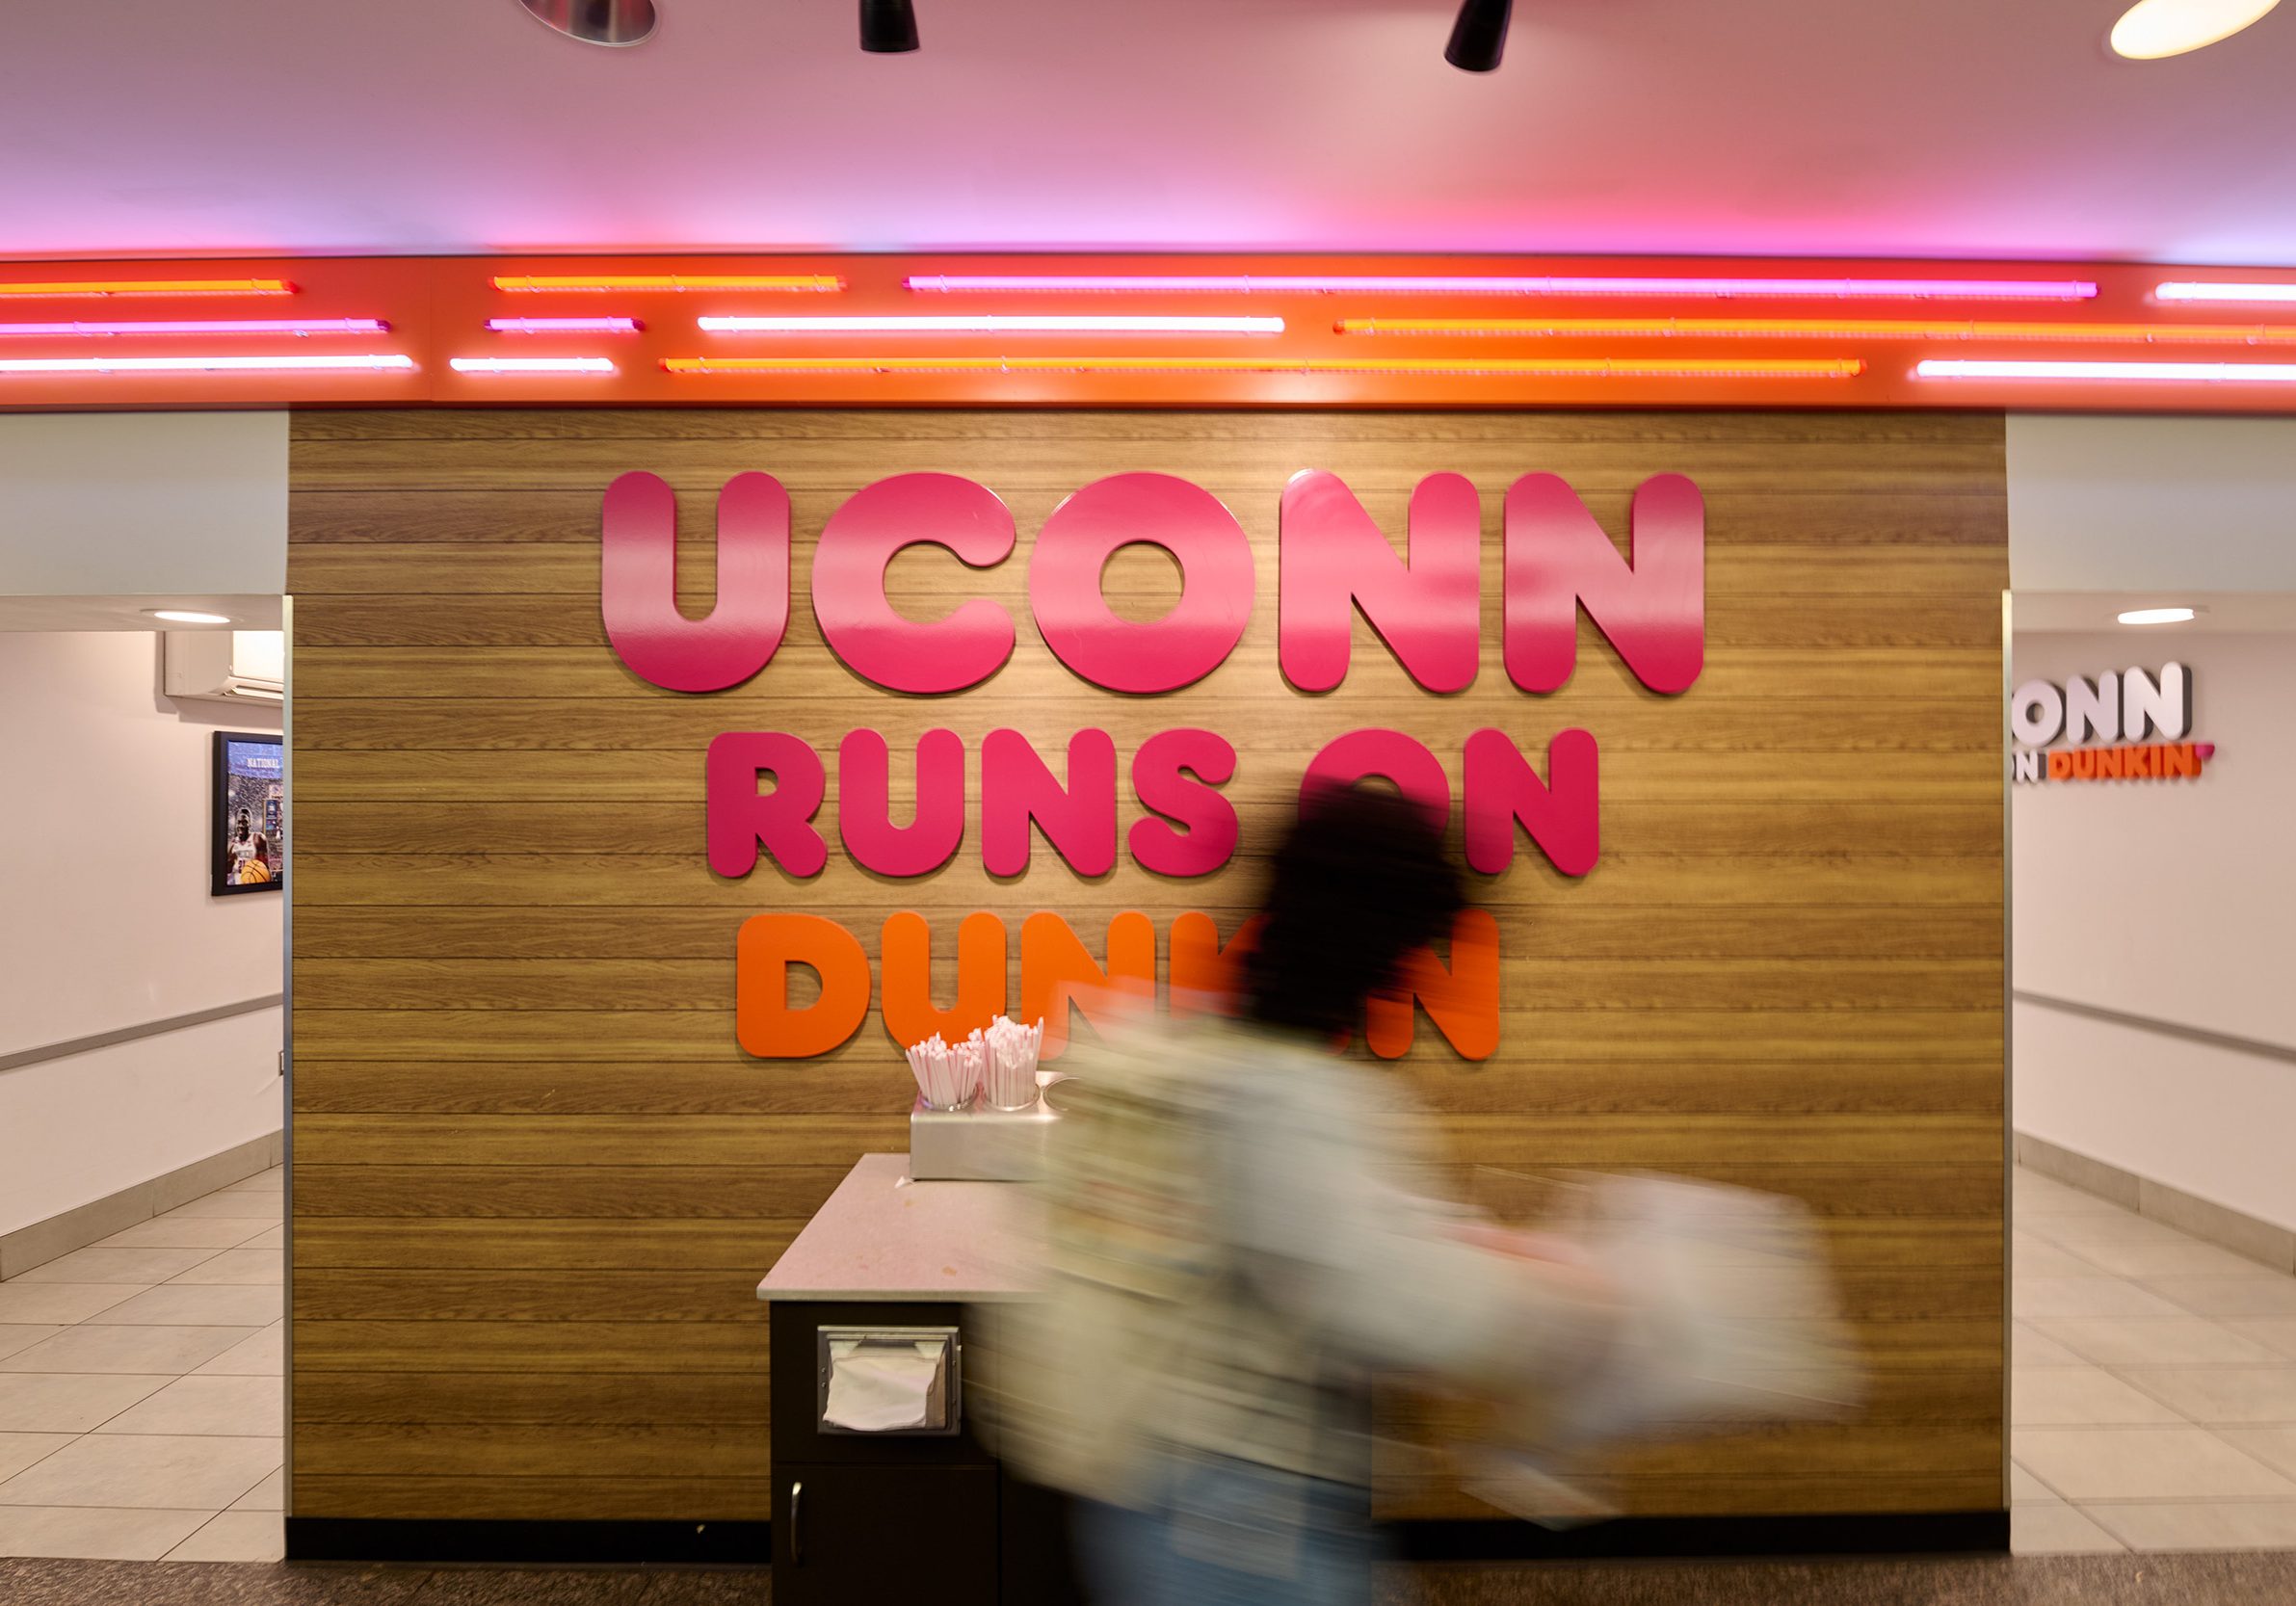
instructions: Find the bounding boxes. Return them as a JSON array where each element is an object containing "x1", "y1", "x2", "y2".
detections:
[{"x1": 1244, "y1": 782, "x2": 1468, "y2": 1039}]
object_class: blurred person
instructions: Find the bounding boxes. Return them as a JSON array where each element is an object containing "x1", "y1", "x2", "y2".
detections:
[
  {"x1": 238, "y1": 833, "x2": 273, "y2": 885},
  {"x1": 998, "y1": 783, "x2": 1626, "y2": 1606}
]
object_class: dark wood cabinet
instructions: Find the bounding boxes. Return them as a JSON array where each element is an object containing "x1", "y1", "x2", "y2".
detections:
[
  {"x1": 772, "y1": 1463, "x2": 999, "y2": 1606},
  {"x1": 770, "y1": 1301, "x2": 1088, "y2": 1606}
]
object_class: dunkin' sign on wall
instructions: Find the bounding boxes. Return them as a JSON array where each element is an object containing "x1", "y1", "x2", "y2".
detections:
[
  {"x1": 599, "y1": 467, "x2": 1707, "y2": 1063},
  {"x1": 2008, "y1": 663, "x2": 2214, "y2": 785}
]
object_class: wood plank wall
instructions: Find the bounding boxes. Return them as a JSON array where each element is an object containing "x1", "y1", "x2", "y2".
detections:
[{"x1": 286, "y1": 408, "x2": 2008, "y2": 1524}]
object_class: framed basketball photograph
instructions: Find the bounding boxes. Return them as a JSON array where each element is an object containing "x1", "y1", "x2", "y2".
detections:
[{"x1": 212, "y1": 730, "x2": 284, "y2": 897}]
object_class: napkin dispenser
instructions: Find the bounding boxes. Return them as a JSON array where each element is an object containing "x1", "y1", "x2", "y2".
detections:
[
  {"x1": 816, "y1": 1325, "x2": 961, "y2": 1436},
  {"x1": 908, "y1": 1097, "x2": 1059, "y2": 1182}
]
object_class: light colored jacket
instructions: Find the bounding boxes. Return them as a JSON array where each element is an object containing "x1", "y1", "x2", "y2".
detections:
[{"x1": 996, "y1": 1019, "x2": 1608, "y2": 1499}]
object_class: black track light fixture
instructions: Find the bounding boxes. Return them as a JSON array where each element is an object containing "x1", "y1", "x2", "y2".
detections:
[
  {"x1": 861, "y1": 0, "x2": 919, "y2": 53},
  {"x1": 1445, "y1": 0, "x2": 1513, "y2": 71}
]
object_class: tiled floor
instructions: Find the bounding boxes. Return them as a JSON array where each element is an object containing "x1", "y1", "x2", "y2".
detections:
[
  {"x1": 0, "y1": 1166, "x2": 282, "y2": 1561},
  {"x1": 10, "y1": 1160, "x2": 2292, "y2": 1565},
  {"x1": 2013, "y1": 1165, "x2": 2296, "y2": 1554}
]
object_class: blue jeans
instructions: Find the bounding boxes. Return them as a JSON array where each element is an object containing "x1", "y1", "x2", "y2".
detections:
[{"x1": 1077, "y1": 1454, "x2": 1382, "y2": 1606}]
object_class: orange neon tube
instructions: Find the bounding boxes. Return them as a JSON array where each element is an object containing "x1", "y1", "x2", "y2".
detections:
[
  {"x1": 493, "y1": 274, "x2": 844, "y2": 294},
  {"x1": 1335, "y1": 316, "x2": 2296, "y2": 345},
  {"x1": 661, "y1": 355, "x2": 1864, "y2": 378},
  {"x1": 0, "y1": 278, "x2": 297, "y2": 299}
]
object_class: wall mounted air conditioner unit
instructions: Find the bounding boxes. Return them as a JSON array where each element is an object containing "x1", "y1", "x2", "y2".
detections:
[{"x1": 164, "y1": 629, "x2": 284, "y2": 704}]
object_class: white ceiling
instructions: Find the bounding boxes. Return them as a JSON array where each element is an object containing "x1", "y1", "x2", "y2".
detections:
[
  {"x1": 2015, "y1": 591, "x2": 2296, "y2": 633},
  {"x1": 2, "y1": 0, "x2": 2291, "y2": 262},
  {"x1": 0, "y1": 595, "x2": 283, "y2": 633}
]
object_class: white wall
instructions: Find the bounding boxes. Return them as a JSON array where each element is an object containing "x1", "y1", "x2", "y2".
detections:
[
  {"x1": 0, "y1": 412, "x2": 287, "y2": 596},
  {"x1": 2012, "y1": 628, "x2": 2296, "y2": 1232},
  {"x1": 2008, "y1": 414, "x2": 2296, "y2": 592},
  {"x1": 0, "y1": 632, "x2": 282, "y2": 1235}
]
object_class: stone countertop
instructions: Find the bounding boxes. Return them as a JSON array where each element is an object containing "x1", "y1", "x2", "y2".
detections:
[{"x1": 755, "y1": 1152, "x2": 1043, "y2": 1303}]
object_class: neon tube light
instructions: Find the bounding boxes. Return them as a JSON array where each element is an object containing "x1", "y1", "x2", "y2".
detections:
[
  {"x1": 0, "y1": 354, "x2": 413, "y2": 374},
  {"x1": 2154, "y1": 281, "x2": 2296, "y2": 304},
  {"x1": 663, "y1": 355, "x2": 1863, "y2": 379},
  {"x1": 1916, "y1": 358, "x2": 2296, "y2": 382},
  {"x1": 698, "y1": 314, "x2": 1285, "y2": 334},
  {"x1": 905, "y1": 274, "x2": 2098, "y2": 302},
  {"x1": 450, "y1": 356, "x2": 617, "y2": 374},
  {"x1": 0, "y1": 319, "x2": 387, "y2": 338},
  {"x1": 0, "y1": 278, "x2": 297, "y2": 299},
  {"x1": 486, "y1": 317, "x2": 644, "y2": 333},
  {"x1": 1336, "y1": 316, "x2": 2296, "y2": 345},
  {"x1": 493, "y1": 275, "x2": 843, "y2": 294}
]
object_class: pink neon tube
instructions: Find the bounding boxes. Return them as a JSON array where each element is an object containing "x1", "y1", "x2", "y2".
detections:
[
  {"x1": 905, "y1": 274, "x2": 2099, "y2": 301},
  {"x1": 0, "y1": 319, "x2": 389, "y2": 337},
  {"x1": 486, "y1": 317, "x2": 645, "y2": 333},
  {"x1": 0, "y1": 355, "x2": 414, "y2": 374}
]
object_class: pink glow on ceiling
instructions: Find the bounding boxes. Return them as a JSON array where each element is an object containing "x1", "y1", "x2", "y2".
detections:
[{"x1": 2, "y1": 0, "x2": 2294, "y2": 261}]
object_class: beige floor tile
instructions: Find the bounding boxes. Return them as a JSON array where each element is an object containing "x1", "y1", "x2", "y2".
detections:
[
  {"x1": 164, "y1": 1508, "x2": 284, "y2": 1562},
  {"x1": 92, "y1": 1218, "x2": 272, "y2": 1251},
  {"x1": 155, "y1": 1195, "x2": 281, "y2": 1223},
  {"x1": 2215, "y1": 1426, "x2": 2296, "y2": 1480},
  {"x1": 0, "y1": 1374, "x2": 170, "y2": 1435},
  {"x1": 0, "y1": 1433, "x2": 73, "y2": 1482},
  {"x1": 2142, "y1": 1275, "x2": 2296, "y2": 1321},
  {"x1": 2011, "y1": 1461, "x2": 2064, "y2": 1503},
  {"x1": 0, "y1": 1432, "x2": 278, "y2": 1509},
  {"x1": 2018, "y1": 1277, "x2": 2190, "y2": 1320},
  {"x1": 2011, "y1": 1426, "x2": 2296, "y2": 1502},
  {"x1": 228, "y1": 1467, "x2": 283, "y2": 1511},
  {"x1": 2011, "y1": 1503, "x2": 2126, "y2": 1553},
  {"x1": 2013, "y1": 1366, "x2": 2185, "y2": 1426},
  {"x1": 9, "y1": 1247, "x2": 223, "y2": 1286},
  {"x1": 220, "y1": 1172, "x2": 284, "y2": 1195},
  {"x1": 2085, "y1": 1501, "x2": 2296, "y2": 1550},
  {"x1": 0, "y1": 1504, "x2": 210, "y2": 1560},
  {"x1": 2072, "y1": 1239, "x2": 2284, "y2": 1280},
  {"x1": 2030, "y1": 1316, "x2": 2284, "y2": 1368},
  {"x1": 93, "y1": 1377, "x2": 281, "y2": 1438},
  {"x1": 2014, "y1": 1236, "x2": 2102, "y2": 1278},
  {"x1": 0, "y1": 1285, "x2": 144, "y2": 1327},
  {"x1": 164, "y1": 1250, "x2": 280, "y2": 1287},
  {"x1": 0, "y1": 1324, "x2": 261, "y2": 1377},
  {"x1": 2014, "y1": 1322, "x2": 2087, "y2": 1368},
  {"x1": 0, "y1": 1328, "x2": 66, "y2": 1364},
  {"x1": 2119, "y1": 1367, "x2": 2296, "y2": 1426},
  {"x1": 90, "y1": 1285, "x2": 280, "y2": 1329},
  {"x1": 2228, "y1": 1321, "x2": 2296, "y2": 1361},
  {"x1": 236, "y1": 1225, "x2": 286, "y2": 1251},
  {"x1": 192, "y1": 1325, "x2": 283, "y2": 1378}
]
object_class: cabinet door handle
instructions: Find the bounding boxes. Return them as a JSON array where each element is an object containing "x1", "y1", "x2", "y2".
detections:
[{"x1": 789, "y1": 1480, "x2": 803, "y2": 1565}]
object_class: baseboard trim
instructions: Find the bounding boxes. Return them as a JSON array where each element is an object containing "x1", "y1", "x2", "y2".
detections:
[
  {"x1": 285, "y1": 1511, "x2": 2007, "y2": 1567},
  {"x1": 0, "y1": 1130, "x2": 282, "y2": 1281},
  {"x1": 2017, "y1": 1132, "x2": 2296, "y2": 1275},
  {"x1": 1394, "y1": 1510, "x2": 2009, "y2": 1561},
  {"x1": 286, "y1": 1518, "x2": 773, "y2": 1566}
]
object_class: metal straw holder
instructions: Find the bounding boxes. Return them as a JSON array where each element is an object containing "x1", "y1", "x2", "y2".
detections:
[{"x1": 908, "y1": 1096, "x2": 1059, "y2": 1182}]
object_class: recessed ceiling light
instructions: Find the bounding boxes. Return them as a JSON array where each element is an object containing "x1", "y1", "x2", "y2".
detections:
[
  {"x1": 2109, "y1": 0, "x2": 2280, "y2": 59},
  {"x1": 147, "y1": 609, "x2": 235, "y2": 625},
  {"x1": 2118, "y1": 607, "x2": 2198, "y2": 624}
]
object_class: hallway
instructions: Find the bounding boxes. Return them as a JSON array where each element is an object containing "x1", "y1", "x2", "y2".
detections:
[
  {"x1": 2014, "y1": 1166, "x2": 2296, "y2": 1551},
  {"x1": 0, "y1": 1165, "x2": 282, "y2": 1561}
]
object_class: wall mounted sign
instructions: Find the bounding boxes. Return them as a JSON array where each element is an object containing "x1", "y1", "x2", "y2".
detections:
[
  {"x1": 2009, "y1": 662, "x2": 2215, "y2": 784},
  {"x1": 602, "y1": 465, "x2": 1708, "y2": 1062}
]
